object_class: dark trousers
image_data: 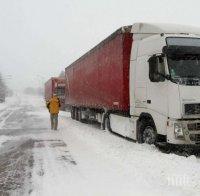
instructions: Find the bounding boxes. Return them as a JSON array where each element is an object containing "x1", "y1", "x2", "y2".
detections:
[{"x1": 50, "y1": 114, "x2": 58, "y2": 130}]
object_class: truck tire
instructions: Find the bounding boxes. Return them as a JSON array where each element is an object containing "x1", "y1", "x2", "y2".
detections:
[
  {"x1": 77, "y1": 109, "x2": 82, "y2": 122},
  {"x1": 104, "y1": 116, "x2": 112, "y2": 132},
  {"x1": 71, "y1": 107, "x2": 75, "y2": 119},
  {"x1": 74, "y1": 107, "x2": 78, "y2": 121},
  {"x1": 139, "y1": 120, "x2": 157, "y2": 145}
]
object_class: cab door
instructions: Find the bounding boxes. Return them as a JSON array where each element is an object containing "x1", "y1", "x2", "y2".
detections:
[
  {"x1": 146, "y1": 56, "x2": 168, "y2": 134},
  {"x1": 134, "y1": 56, "x2": 148, "y2": 109}
]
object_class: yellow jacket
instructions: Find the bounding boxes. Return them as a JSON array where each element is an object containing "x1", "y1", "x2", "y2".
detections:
[{"x1": 46, "y1": 96, "x2": 61, "y2": 114}]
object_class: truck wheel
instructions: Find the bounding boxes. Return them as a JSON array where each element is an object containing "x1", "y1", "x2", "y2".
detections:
[
  {"x1": 140, "y1": 120, "x2": 157, "y2": 145},
  {"x1": 74, "y1": 107, "x2": 78, "y2": 121},
  {"x1": 104, "y1": 116, "x2": 112, "y2": 132},
  {"x1": 71, "y1": 107, "x2": 75, "y2": 119},
  {"x1": 77, "y1": 109, "x2": 82, "y2": 122},
  {"x1": 104, "y1": 117, "x2": 109, "y2": 131}
]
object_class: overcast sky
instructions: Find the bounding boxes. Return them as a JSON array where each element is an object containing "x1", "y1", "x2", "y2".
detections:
[{"x1": 0, "y1": 0, "x2": 199, "y2": 90}]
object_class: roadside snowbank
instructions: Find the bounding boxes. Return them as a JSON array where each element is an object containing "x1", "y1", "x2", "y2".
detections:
[{"x1": 57, "y1": 113, "x2": 200, "y2": 196}]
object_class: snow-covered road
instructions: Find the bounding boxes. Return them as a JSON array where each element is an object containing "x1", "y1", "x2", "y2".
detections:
[{"x1": 1, "y1": 95, "x2": 200, "y2": 196}]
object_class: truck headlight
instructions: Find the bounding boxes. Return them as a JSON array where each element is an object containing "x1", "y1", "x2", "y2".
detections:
[{"x1": 174, "y1": 123, "x2": 184, "y2": 139}]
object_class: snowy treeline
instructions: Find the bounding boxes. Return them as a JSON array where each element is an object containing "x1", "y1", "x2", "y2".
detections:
[
  {"x1": 59, "y1": 71, "x2": 65, "y2": 78},
  {"x1": 24, "y1": 87, "x2": 44, "y2": 96},
  {"x1": 0, "y1": 73, "x2": 6, "y2": 102}
]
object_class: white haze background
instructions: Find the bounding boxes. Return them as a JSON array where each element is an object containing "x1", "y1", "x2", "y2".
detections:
[{"x1": 0, "y1": 0, "x2": 198, "y2": 90}]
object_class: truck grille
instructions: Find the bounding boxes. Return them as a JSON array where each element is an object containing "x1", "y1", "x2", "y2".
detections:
[
  {"x1": 184, "y1": 103, "x2": 200, "y2": 115},
  {"x1": 188, "y1": 123, "x2": 200, "y2": 131},
  {"x1": 190, "y1": 134, "x2": 200, "y2": 142}
]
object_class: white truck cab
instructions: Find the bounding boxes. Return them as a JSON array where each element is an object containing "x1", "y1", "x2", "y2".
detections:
[{"x1": 127, "y1": 23, "x2": 200, "y2": 145}]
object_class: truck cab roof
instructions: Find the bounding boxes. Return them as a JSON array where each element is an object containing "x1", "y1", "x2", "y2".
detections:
[{"x1": 131, "y1": 23, "x2": 200, "y2": 35}]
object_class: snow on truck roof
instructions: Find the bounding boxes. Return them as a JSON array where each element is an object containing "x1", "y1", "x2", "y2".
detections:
[
  {"x1": 132, "y1": 23, "x2": 200, "y2": 35},
  {"x1": 45, "y1": 77, "x2": 65, "y2": 85},
  {"x1": 66, "y1": 23, "x2": 200, "y2": 69}
]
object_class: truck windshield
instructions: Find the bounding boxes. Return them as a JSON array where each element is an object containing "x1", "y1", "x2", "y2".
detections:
[
  {"x1": 166, "y1": 37, "x2": 200, "y2": 86},
  {"x1": 55, "y1": 86, "x2": 65, "y2": 96}
]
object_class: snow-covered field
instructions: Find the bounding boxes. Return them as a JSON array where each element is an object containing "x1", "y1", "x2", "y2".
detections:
[{"x1": 1, "y1": 94, "x2": 200, "y2": 196}]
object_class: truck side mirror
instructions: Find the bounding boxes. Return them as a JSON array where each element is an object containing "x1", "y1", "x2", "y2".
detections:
[
  {"x1": 162, "y1": 46, "x2": 168, "y2": 54},
  {"x1": 149, "y1": 55, "x2": 165, "y2": 82}
]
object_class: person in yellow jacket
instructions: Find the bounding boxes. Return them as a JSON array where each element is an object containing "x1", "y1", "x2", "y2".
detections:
[{"x1": 46, "y1": 93, "x2": 61, "y2": 130}]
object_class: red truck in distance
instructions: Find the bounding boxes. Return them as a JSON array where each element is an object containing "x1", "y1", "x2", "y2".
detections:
[{"x1": 44, "y1": 77, "x2": 65, "y2": 110}]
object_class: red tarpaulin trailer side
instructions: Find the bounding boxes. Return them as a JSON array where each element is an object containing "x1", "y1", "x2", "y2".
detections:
[{"x1": 65, "y1": 27, "x2": 133, "y2": 112}]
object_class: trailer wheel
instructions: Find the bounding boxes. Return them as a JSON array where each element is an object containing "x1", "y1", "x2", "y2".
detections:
[
  {"x1": 104, "y1": 117, "x2": 109, "y2": 131},
  {"x1": 71, "y1": 107, "x2": 75, "y2": 119},
  {"x1": 104, "y1": 116, "x2": 112, "y2": 132},
  {"x1": 74, "y1": 107, "x2": 78, "y2": 121},
  {"x1": 77, "y1": 109, "x2": 82, "y2": 122},
  {"x1": 139, "y1": 120, "x2": 157, "y2": 145}
]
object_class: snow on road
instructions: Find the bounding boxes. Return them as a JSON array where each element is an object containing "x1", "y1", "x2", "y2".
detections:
[
  {"x1": 57, "y1": 114, "x2": 200, "y2": 196},
  {"x1": 0, "y1": 94, "x2": 200, "y2": 195},
  {"x1": 0, "y1": 135, "x2": 12, "y2": 148}
]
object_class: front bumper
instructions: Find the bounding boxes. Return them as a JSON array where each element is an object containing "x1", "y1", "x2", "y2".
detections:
[
  {"x1": 167, "y1": 119, "x2": 200, "y2": 145},
  {"x1": 166, "y1": 144, "x2": 200, "y2": 155}
]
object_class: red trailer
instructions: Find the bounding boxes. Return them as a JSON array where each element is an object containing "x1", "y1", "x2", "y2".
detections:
[
  {"x1": 44, "y1": 77, "x2": 65, "y2": 110},
  {"x1": 65, "y1": 26, "x2": 133, "y2": 115}
]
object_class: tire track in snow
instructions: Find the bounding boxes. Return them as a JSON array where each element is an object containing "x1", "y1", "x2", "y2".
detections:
[
  {"x1": 30, "y1": 139, "x2": 85, "y2": 196},
  {"x1": 0, "y1": 139, "x2": 34, "y2": 196},
  {"x1": 0, "y1": 109, "x2": 15, "y2": 129}
]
